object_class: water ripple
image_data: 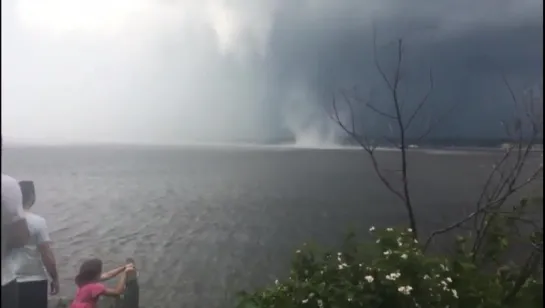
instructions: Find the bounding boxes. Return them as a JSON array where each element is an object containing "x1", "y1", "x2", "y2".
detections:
[{"x1": 1, "y1": 146, "x2": 540, "y2": 307}]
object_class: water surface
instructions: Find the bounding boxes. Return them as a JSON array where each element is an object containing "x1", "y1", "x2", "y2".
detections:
[{"x1": 2, "y1": 145, "x2": 533, "y2": 307}]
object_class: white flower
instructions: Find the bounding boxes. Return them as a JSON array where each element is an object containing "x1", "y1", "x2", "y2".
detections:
[
  {"x1": 317, "y1": 299, "x2": 324, "y2": 308},
  {"x1": 446, "y1": 277, "x2": 452, "y2": 283},
  {"x1": 369, "y1": 226, "x2": 376, "y2": 232},
  {"x1": 347, "y1": 297, "x2": 353, "y2": 302},
  {"x1": 376, "y1": 239, "x2": 381, "y2": 244},
  {"x1": 398, "y1": 285, "x2": 413, "y2": 295},
  {"x1": 309, "y1": 293, "x2": 315, "y2": 298},
  {"x1": 364, "y1": 275, "x2": 374, "y2": 283},
  {"x1": 296, "y1": 250, "x2": 301, "y2": 254},
  {"x1": 414, "y1": 239, "x2": 419, "y2": 244},
  {"x1": 386, "y1": 228, "x2": 394, "y2": 232},
  {"x1": 338, "y1": 263, "x2": 348, "y2": 270},
  {"x1": 383, "y1": 250, "x2": 392, "y2": 256},
  {"x1": 452, "y1": 289, "x2": 458, "y2": 298},
  {"x1": 302, "y1": 298, "x2": 309, "y2": 304},
  {"x1": 401, "y1": 254, "x2": 408, "y2": 260},
  {"x1": 386, "y1": 272, "x2": 401, "y2": 281},
  {"x1": 274, "y1": 279, "x2": 279, "y2": 285},
  {"x1": 423, "y1": 275, "x2": 430, "y2": 280},
  {"x1": 407, "y1": 228, "x2": 413, "y2": 232}
]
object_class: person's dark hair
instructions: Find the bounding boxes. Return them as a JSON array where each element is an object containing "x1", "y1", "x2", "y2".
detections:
[
  {"x1": 19, "y1": 181, "x2": 36, "y2": 209},
  {"x1": 75, "y1": 258, "x2": 103, "y2": 287}
]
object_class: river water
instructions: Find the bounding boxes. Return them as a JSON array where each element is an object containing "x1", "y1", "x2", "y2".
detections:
[{"x1": 2, "y1": 145, "x2": 536, "y2": 308}]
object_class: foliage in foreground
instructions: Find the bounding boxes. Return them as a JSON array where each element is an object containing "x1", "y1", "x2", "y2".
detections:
[{"x1": 237, "y1": 225, "x2": 543, "y2": 308}]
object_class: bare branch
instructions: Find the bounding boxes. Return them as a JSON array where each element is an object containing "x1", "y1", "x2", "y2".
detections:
[
  {"x1": 404, "y1": 68, "x2": 434, "y2": 131},
  {"x1": 339, "y1": 90, "x2": 357, "y2": 134},
  {"x1": 365, "y1": 102, "x2": 397, "y2": 120},
  {"x1": 503, "y1": 249, "x2": 543, "y2": 304},
  {"x1": 328, "y1": 95, "x2": 406, "y2": 201},
  {"x1": 424, "y1": 77, "x2": 543, "y2": 252},
  {"x1": 387, "y1": 38, "x2": 419, "y2": 238},
  {"x1": 372, "y1": 27, "x2": 394, "y2": 92},
  {"x1": 469, "y1": 79, "x2": 542, "y2": 255},
  {"x1": 423, "y1": 177, "x2": 543, "y2": 250},
  {"x1": 332, "y1": 29, "x2": 422, "y2": 238},
  {"x1": 502, "y1": 74, "x2": 520, "y2": 112},
  {"x1": 413, "y1": 102, "x2": 457, "y2": 143}
]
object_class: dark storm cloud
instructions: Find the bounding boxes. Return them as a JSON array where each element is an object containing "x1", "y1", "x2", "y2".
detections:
[
  {"x1": 2, "y1": 0, "x2": 542, "y2": 144},
  {"x1": 259, "y1": 0, "x2": 543, "y2": 140}
]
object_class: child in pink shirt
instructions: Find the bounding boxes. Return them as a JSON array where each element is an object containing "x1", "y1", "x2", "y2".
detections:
[{"x1": 70, "y1": 258, "x2": 134, "y2": 308}]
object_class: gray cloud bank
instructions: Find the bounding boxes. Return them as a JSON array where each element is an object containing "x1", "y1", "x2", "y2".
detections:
[{"x1": 1, "y1": 0, "x2": 542, "y2": 145}]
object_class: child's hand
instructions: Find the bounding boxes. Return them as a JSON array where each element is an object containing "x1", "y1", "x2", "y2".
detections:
[{"x1": 124, "y1": 264, "x2": 135, "y2": 272}]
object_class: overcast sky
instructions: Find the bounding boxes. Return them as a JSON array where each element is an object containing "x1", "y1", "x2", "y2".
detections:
[{"x1": 1, "y1": 0, "x2": 542, "y2": 145}]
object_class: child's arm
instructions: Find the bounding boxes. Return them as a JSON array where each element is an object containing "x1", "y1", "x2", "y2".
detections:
[
  {"x1": 100, "y1": 264, "x2": 128, "y2": 281},
  {"x1": 102, "y1": 269, "x2": 129, "y2": 297}
]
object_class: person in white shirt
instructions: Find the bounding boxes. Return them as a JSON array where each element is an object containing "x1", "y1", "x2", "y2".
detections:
[
  {"x1": 2, "y1": 173, "x2": 31, "y2": 308},
  {"x1": 12, "y1": 181, "x2": 59, "y2": 308}
]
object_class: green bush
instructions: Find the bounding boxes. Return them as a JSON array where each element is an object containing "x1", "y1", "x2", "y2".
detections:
[{"x1": 237, "y1": 227, "x2": 542, "y2": 308}]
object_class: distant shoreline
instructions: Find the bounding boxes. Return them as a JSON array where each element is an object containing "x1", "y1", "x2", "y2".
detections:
[{"x1": 3, "y1": 141, "x2": 543, "y2": 153}]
